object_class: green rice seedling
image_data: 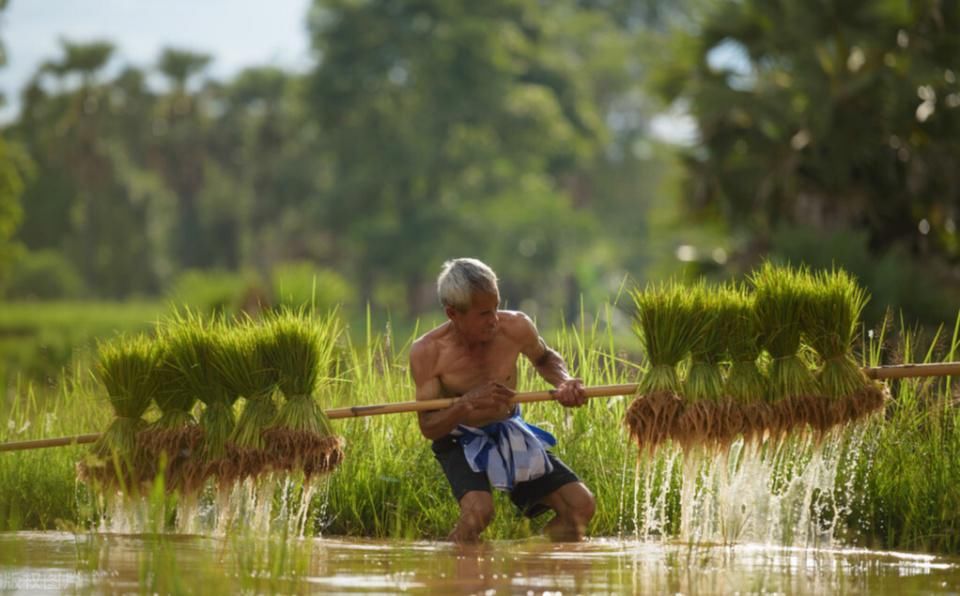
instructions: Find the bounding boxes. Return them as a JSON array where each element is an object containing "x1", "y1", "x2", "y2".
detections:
[
  {"x1": 804, "y1": 268, "x2": 886, "y2": 429},
  {"x1": 137, "y1": 339, "x2": 202, "y2": 492},
  {"x1": 626, "y1": 281, "x2": 701, "y2": 451},
  {"x1": 213, "y1": 318, "x2": 281, "y2": 481},
  {"x1": 262, "y1": 308, "x2": 344, "y2": 477},
  {"x1": 720, "y1": 284, "x2": 772, "y2": 443},
  {"x1": 78, "y1": 334, "x2": 160, "y2": 491},
  {"x1": 750, "y1": 261, "x2": 820, "y2": 435},
  {"x1": 679, "y1": 282, "x2": 732, "y2": 447},
  {"x1": 165, "y1": 311, "x2": 237, "y2": 484},
  {"x1": 684, "y1": 282, "x2": 726, "y2": 402}
]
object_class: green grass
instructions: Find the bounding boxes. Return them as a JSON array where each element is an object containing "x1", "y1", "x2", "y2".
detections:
[
  {"x1": 0, "y1": 300, "x2": 167, "y2": 392},
  {"x1": 0, "y1": 373, "x2": 106, "y2": 529},
  {"x1": 0, "y1": 305, "x2": 959, "y2": 556},
  {"x1": 845, "y1": 316, "x2": 960, "y2": 552}
]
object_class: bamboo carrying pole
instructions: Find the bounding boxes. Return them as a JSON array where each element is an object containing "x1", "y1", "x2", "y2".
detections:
[{"x1": 2, "y1": 361, "x2": 959, "y2": 453}]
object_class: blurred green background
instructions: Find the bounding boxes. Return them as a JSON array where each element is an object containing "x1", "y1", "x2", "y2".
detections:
[{"x1": 1, "y1": 0, "x2": 959, "y2": 395}]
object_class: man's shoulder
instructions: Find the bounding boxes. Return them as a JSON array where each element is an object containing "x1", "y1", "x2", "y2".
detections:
[
  {"x1": 498, "y1": 309, "x2": 533, "y2": 323},
  {"x1": 497, "y1": 310, "x2": 537, "y2": 341},
  {"x1": 410, "y1": 323, "x2": 448, "y2": 361}
]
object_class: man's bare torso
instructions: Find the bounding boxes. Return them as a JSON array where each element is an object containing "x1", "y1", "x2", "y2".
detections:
[{"x1": 418, "y1": 311, "x2": 532, "y2": 397}]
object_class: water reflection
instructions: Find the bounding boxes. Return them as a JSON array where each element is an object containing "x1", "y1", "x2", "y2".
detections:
[{"x1": 1, "y1": 533, "x2": 959, "y2": 594}]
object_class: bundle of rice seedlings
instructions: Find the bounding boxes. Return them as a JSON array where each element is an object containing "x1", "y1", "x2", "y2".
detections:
[
  {"x1": 720, "y1": 284, "x2": 772, "y2": 443},
  {"x1": 165, "y1": 311, "x2": 238, "y2": 485},
  {"x1": 213, "y1": 319, "x2": 280, "y2": 482},
  {"x1": 77, "y1": 334, "x2": 159, "y2": 491},
  {"x1": 804, "y1": 268, "x2": 886, "y2": 429},
  {"x1": 261, "y1": 308, "x2": 344, "y2": 477},
  {"x1": 750, "y1": 262, "x2": 820, "y2": 435},
  {"x1": 136, "y1": 340, "x2": 202, "y2": 492},
  {"x1": 680, "y1": 282, "x2": 733, "y2": 447},
  {"x1": 625, "y1": 281, "x2": 701, "y2": 451}
]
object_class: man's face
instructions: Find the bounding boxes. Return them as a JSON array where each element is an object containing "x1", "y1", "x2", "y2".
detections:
[{"x1": 447, "y1": 291, "x2": 500, "y2": 343}]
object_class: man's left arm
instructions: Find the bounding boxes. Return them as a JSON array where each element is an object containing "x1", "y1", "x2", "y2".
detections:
[{"x1": 517, "y1": 315, "x2": 587, "y2": 407}]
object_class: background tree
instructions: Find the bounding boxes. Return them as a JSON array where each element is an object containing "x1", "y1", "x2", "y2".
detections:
[
  {"x1": 9, "y1": 39, "x2": 168, "y2": 296},
  {"x1": 150, "y1": 48, "x2": 218, "y2": 270},
  {"x1": 3, "y1": 0, "x2": 957, "y2": 326},
  {"x1": 206, "y1": 66, "x2": 324, "y2": 273},
  {"x1": 650, "y1": 1, "x2": 960, "y2": 259},
  {"x1": 0, "y1": 0, "x2": 34, "y2": 285},
  {"x1": 306, "y1": 0, "x2": 618, "y2": 315}
]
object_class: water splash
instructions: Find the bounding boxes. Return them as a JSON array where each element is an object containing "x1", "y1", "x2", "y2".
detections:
[
  {"x1": 92, "y1": 472, "x2": 333, "y2": 538},
  {"x1": 622, "y1": 425, "x2": 871, "y2": 547}
]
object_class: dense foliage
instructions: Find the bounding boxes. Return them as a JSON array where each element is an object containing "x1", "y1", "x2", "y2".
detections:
[
  {"x1": 1, "y1": 0, "x2": 955, "y2": 325},
  {"x1": 649, "y1": 0, "x2": 960, "y2": 318},
  {"x1": 0, "y1": 0, "x2": 669, "y2": 321}
]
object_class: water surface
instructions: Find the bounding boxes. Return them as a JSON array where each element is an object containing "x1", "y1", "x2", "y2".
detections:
[{"x1": 2, "y1": 532, "x2": 959, "y2": 594}]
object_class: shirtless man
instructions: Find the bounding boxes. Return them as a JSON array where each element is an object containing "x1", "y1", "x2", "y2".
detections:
[{"x1": 409, "y1": 258, "x2": 596, "y2": 542}]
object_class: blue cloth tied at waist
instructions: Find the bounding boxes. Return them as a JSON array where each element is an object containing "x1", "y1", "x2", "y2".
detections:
[{"x1": 454, "y1": 406, "x2": 557, "y2": 491}]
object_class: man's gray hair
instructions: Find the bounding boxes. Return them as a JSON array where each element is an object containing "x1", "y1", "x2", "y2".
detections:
[{"x1": 437, "y1": 258, "x2": 499, "y2": 311}]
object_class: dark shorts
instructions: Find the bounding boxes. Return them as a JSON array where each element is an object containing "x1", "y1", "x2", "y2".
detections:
[{"x1": 431, "y1": 435, "x2": 580, "y2": 519}]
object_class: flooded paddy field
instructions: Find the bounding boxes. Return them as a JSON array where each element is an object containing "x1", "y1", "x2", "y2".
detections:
[
  {"x1": 2, "y1": 532, "x2": 959, "y2": 594},
  {"x1": 3, "y1": 314, "x2": 960, "y2": 594}
]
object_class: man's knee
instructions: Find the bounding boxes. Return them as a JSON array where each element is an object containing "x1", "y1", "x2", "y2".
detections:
[
  {"x1": 458, "y1": 491, "x2": 495, "y2": 531},
  {"x1": 557, "y1": 483, "x2": 596, "y2": 525},
  {"x1": 576, "y1": 489, "x2": 597, "y2": 525}
]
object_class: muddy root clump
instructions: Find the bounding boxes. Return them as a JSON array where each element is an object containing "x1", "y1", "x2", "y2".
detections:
[{"x1": 624, "y1": 391, "x2": 684, "y2": 452}]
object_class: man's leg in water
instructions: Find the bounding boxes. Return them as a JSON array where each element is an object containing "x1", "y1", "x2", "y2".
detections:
[
  {"x1": 449, "y1": 490, "x2": 495, "y2": 543},
  {"x1": 537, "y1": 482, "x2": 596, "y2": 541}
]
